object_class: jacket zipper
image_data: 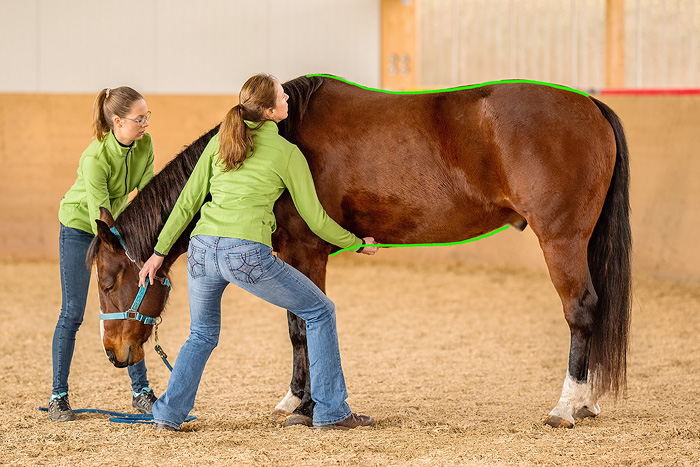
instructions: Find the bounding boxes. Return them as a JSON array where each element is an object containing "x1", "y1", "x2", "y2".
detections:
[{"x1": 125, "y1": 147, "x2": 132, "y2": 195}]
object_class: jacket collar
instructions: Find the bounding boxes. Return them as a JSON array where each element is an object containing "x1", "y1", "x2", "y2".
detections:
[
  {"x1": 244, "y1": 120, "x2": 278, "y2": 134},
  {"x1": 104, "y1": 130, "x2": 136, "y2": 157}
]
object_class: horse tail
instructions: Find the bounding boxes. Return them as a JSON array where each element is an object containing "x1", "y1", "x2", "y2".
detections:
[{"x1": 588, "y1": 97, "x2": 632, "y2": 399}]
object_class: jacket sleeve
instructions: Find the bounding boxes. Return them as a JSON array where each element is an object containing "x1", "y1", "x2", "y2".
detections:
[
  {"x1": 153, "y1": 138, "x2": 214, "y2": 255},
  {"x1": 137, "y1": 142, "x2": 155, "y2": 192},
  {"x1": 281, "y1": 147, "x2": 362, "y2": 250},
  {"x1": 82, "y1": 155, "x2": 112, "y2": 235}
]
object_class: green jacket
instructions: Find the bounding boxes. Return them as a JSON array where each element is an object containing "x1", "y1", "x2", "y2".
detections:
[
  {"x1": 154, "y1": 121, "x2": 361, "y2": 255},
  {"x1": 58, "y1": 131, "x2": 155, "y2": 235}
]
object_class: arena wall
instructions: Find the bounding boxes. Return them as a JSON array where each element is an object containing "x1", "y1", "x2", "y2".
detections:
[{"x1": 1, "y1": 94, "x2": 698, "y2": 284}]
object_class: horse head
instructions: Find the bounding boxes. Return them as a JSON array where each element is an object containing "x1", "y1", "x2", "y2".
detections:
[{"x1": 87, "y1": 208, "x2": 171, "y2": 368}]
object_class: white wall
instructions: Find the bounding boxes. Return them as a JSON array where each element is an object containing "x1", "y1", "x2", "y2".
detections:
[{"x1": 0, "y1": 0, "x2": 380, "y2": 94}]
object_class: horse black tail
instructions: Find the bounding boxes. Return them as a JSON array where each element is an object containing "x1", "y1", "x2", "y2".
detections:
[{"x1": 588, "y1": 97, "x2": 632, "y2": 399}]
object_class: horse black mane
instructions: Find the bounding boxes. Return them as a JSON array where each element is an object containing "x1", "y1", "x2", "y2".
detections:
[
  {"x1": 278, "y1": 75, "x2": 324, "y2": 142},
  {"x1": 86, "y1": 74, "x2": 326, "y2": 266}
]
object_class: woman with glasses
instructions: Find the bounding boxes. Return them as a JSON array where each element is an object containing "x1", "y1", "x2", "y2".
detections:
[
  {"x1": 50, "y1": 86, "x2": 157, "y2": 421},
  {"x1": 138, "y1": 73, "x2": 378, "y2": 431}
]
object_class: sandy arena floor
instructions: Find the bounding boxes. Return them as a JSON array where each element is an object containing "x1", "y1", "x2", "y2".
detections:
[{"x1": 1, "y1": 255, "x2": 699, "y2": 466}]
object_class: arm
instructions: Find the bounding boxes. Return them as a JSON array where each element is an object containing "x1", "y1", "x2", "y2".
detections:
[
  {"x1": 153, "y1": 140, "x2": 214, "y2": 256},
  {"x1": 83, "y1": 156, "x2": 112, "y2": 235},
  {"x1": 140, "y1": 142, "x2": 214, "y2": 286},
  {"x1": 282, "y1": 147, "x2": 362, "y2": 250}
]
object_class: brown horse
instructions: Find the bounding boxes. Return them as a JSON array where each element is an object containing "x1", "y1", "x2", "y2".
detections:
[{"x1": 87, "y1": 75, "x2": 631, "y2": 429}]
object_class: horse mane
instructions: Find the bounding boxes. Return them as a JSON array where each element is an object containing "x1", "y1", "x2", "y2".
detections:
[
  {"x1": 86, "y1": 125, "x2": 219, "y2": 266},
  {"x1": 279, "y1": 75, "x2": 325, "y2": 142}
]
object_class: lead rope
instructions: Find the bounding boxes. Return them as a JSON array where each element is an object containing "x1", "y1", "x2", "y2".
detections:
[{"x1": 153, "y1": 317, "x2": 173, "y2": 372}]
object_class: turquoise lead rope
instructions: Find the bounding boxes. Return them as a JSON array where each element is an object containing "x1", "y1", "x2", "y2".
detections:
[{"x1": 38, "y1": 407, "x2": 196, "y2": 424}]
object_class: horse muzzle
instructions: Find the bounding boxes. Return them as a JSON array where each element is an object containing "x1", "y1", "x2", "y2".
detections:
[{"x1": 105, "y1": 346, "x2": 140, "y2": 368}]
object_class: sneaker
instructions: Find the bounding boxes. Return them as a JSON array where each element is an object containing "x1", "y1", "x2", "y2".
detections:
[
  {"x1": 132, "y1": 387, "x2": 158, "y2": 414},
  {"x1": 48, "y1": 393, "x2": 76, "y2": 422}
]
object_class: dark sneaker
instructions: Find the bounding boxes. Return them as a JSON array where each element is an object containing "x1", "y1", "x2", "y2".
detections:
[
  {"x1": 132, "y1": 387, "x2": 158, "y2": 414},
  {"x1": 313, "y1": 413, "x2": 375, "y2": 430},
  {"x1": 48, "y1": 393, "x2": 76, "y2": 422}
]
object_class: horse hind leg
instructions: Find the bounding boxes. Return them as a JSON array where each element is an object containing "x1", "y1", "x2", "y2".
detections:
[{"x1": 540, "y1": 237, "x2": 600, "y2": 429}]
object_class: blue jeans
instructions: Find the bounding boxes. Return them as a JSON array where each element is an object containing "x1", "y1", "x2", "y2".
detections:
[
  {"x1": 152, "y1": 235, "x2": 352, "y2": 428},
  {"x1": 52, "y1": 223, "x2": 150, "y2": 396}
]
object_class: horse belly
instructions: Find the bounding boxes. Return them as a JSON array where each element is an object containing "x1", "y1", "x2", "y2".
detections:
[{"x1": 334, "y1": 176, "x2": 514, "y2": 245}]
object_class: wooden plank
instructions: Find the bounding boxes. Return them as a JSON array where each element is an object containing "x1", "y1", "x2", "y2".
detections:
[
  {"x1": 381, "y1": 0, "x2": 417, "y2": 90},
  {"x1": 605, "y1": 0, "x2": 625, "y2": 87}
]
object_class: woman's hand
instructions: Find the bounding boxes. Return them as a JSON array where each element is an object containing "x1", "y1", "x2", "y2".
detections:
[
  {"x1": 360, "y1": 237, "x2": 379, "y2": 256},
  {"x1": 139, "y1": 253, "x2": 165, "y2": 287}
]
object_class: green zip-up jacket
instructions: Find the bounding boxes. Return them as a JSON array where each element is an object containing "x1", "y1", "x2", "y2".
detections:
[
  {"x1": 58, "y1": 130, "x2": 155, "y2": 235},
  {"x1": 154, "y1": 121, "x2": 361, "y2": 255}
]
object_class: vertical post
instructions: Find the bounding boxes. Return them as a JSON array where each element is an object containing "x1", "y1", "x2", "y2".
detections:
[
  {"x1": 605, "y1": 0, "x2": 625, "y2": 88},
  {"x1": 381, "y1": 0, "x2": 417, "y2": 91}
]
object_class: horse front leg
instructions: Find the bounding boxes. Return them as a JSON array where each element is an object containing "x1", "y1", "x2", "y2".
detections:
[
  {"x1": 269, "y1": 311, "x2": 307, "y2": 422},
  {"x1": 270, "y1": 238, "x2": 330, "y2": 427}
]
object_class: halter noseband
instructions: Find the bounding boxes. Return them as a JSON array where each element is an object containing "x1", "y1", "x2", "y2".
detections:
[{"x1": 99, "y1": 226, "x2": 171, "y2": 326}]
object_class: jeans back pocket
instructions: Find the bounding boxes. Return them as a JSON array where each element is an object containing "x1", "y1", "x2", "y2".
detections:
[
  {"x1": 187, "y1": 244, "x2": 206, "y2": 278},
  {"x1": 225, "y1": 249, "x2": 264, "y2": 284}
]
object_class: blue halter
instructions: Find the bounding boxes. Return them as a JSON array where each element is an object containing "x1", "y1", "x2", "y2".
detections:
[{"x1": 99, "y1": 226, "x2": 171, "y2": 326}]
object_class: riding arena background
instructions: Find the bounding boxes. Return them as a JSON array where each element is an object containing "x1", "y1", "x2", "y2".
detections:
[{"x1": 1, "y1": 1, "x2": 699, "y2": 466}]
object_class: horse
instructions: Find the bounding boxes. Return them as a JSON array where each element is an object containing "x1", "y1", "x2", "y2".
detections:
[{"x1": 86, "y1": 74, "x2": 631, "y2": 429}]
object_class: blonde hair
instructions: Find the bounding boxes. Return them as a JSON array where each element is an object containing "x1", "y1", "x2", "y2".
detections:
[
  {"x1": 217, "y1": 73, "x2": 278, "y2": 172},
  {"x1": 92, "y1": 86, "x2": 144, "y2": 141}
]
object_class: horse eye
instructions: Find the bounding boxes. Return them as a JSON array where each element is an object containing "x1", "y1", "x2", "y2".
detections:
[{"x1": 103, "y1": 284, "x2": 115, "y2": 293}]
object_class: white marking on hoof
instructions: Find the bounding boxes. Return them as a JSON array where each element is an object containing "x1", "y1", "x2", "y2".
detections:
[
  {"x1": 549, "y1": 374, "x2": 592, "y2": 426},
  {"x1": 275, "y1": 388, "x2": 301, "y2": 413}
]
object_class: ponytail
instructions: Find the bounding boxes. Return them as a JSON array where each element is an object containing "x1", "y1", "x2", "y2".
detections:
[
  {"x1": 217, "y1": 105, "x2": 255, "y2": 172},
  {"x1": 216, "y1": 73, "x2": 278, "y2": 172},
  {"x1": 92, "y1": 88, "x2": 111, "y2": 141},
  {"x1": 91, "y1": 86, "x2": 145, "y2": 141}
]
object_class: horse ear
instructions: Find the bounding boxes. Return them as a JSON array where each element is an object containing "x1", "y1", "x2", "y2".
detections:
[
  {"x1": 95, "y1": 219, "x2": 121, "y2": 252},
  {"x1": 99, "y1": 207, "x2": 115, "y2": 228}
]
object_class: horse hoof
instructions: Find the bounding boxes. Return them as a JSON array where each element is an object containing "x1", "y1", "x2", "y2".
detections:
[
  {"x1": 544, "y1": 415, "x2": 575, "y2": 429},
  {"x1": 270, "y1": 409, "x2": 291, "y2": 424},
  {"x1": 573, "y1": 406, "x2": 599, "y2": 420},
  {"x1": 283, "y1": 414, "x2": 313, "y2": 427}
]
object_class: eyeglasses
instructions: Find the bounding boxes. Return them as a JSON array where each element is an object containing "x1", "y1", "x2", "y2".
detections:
[{"x1": 122, "y1": 111, "x2": 151, "y2": 127}]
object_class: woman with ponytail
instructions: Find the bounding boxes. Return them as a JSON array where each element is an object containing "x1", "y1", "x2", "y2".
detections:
[
  {"x1": 138, "y1": 73, "x2": 378, "y2": 431},
  {"x1": 50, "y1": 87, "x2": 158, "y2": 421}
]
